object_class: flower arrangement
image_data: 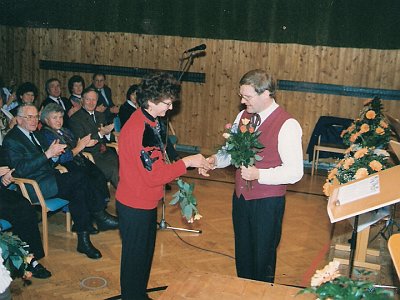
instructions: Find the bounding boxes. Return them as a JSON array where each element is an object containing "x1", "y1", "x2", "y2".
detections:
[
  {"x1": 341, "y1": 97, "x2": 391, "y2": 149},
  {"x1": 170, "y1": 179, "x2": 202, "y2": 223},
  {"x1": 0, "y1": 232, "x2": 33, "y2": 280},
  {"x1": 219, "y1": 118, "x2": 264, "y2": 168},
  {"x1": 298, "y1": 261, "x2": 394, "y2": 299},
  {"x1": 323, "y1": 97, "x2": 394, "y2": 196},
  {"x1": 323, "y1": 147, "x2": 392, "y2": 196}
]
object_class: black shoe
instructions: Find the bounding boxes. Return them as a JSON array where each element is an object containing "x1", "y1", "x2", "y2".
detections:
[
  {"x1": 92, "y1": 210, "x2": 119, "y2": 231},
  {"x1": 72, "y1": 224, "x2": 99, "y2": 235},
  {"x1": 27, "y1": 263, "x2": 52, "y2": 279},
  {"x1": 77, "y1": 232, "x2": 102, "y2": 259}
]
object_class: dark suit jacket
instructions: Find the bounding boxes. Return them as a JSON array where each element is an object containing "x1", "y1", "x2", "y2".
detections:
[
  {"x1": 119, "y1": 101, "x2": 136, "y2": 128},
  {"x1": 68, "y1": 108, "x2": 115, "y2": 155},
  {"x1": 88, "y1": 84, "x2": 116, "y2": 123},
  {"x1": 41, "y1": 96, "x2": 72, "y2": 127},
  {"x1": 2, "y1": 127, "x2": 58, "y2": 201}
]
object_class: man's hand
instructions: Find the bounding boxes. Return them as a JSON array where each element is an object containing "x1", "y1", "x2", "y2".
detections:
[
  {"x1": 1, "y1": 168, "x2": 15, "y2": 186},
  {"x1": 182, "y1": 154, "x2": 211, "y2": 170},
  {"x1": 44, "y1": 139, "x2": 67, "y2": 159},
  {"x1": 0, "y1": 166, "x2": 11, "y2": 177},
  {"x1": 95, "y1": 104, "x2": 106, "y2": 113},
  {"x1": 110, "y1": 105, "x2": 120, "y2": 114},
  {"x1": 67, "y1": 103, "x2": 81, "y2": 117},
  {"x1": 99, "y1": 123, "x2": 114, "y2": 136},
  {"x1": 198, "y1": 155, "x2": 217, "y2": 177},
  {"x1": 240, "y1": 165, "x2": 260, "y2": 181}
]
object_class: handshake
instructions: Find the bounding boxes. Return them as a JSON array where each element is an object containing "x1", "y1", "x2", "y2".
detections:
[{"x1": 181, "y1": 154, "x2": 216, "y2": 177}]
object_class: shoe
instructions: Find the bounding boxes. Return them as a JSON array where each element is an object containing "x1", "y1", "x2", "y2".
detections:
[
  {"x1": 77, "y1": 231, "x2": 102, "y2": 259},
  {"x1": 92, "y1": 210, "x2": 119, "y2": 231},
  {"x1": 72, "y1": 224, "x2": 99, "y2": 235},
  {"x1": 27, "y1": 263, "x2": 52, "y2": 279}
]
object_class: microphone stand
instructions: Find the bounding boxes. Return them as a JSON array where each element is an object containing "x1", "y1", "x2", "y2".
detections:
[{"x1": 157, "y1": 51, "x2": 202, "y2": 234}]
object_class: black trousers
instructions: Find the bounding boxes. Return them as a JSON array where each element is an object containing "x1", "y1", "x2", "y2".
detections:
[
  {"x1": 55, "y1": 170, "x2": 105, "y2": 232},
  {"x1": 0, "y1": 188, "x2": 45, "y2": 259},
  {"x1": 117, "y1": 201, "x2": 157, "y2": 300},
  {"x1": 232, "y1": 193, "x2": 285, "y2": 283}
]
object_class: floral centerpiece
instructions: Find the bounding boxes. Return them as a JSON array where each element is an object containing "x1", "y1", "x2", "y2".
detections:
[
  {"x1": 341, "y1": 97, "x2": 391, "y2": 149},
  {"x1": 219, "y1": 118, "x2": 264, "y2": 168},
  {"x1": 298, "y1": 261, "x2": 394, "y2": 299},
  {"x1": 169, "y1": 179, "x2": 202, "y2": 223},
  {"x1": 323, "y1": 97, "x2": 394, "y2": 196}
]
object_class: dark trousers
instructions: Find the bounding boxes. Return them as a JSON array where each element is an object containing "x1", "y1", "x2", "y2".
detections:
[
  {"x1": 232, "y1": 193, "x2": 285, "y2": 283},
  {"x1": 55, "y1": 170, "x2": 105, "y2": 232},
  {"x1": 117, "y1": 201, "x2": 157, "y2": 300},
  {"x1": 93, "y1": 149, "x2": 119, "y2": 188},
  {"x1": 0, "y1": 188, "x2": 45, "y2": 259}
]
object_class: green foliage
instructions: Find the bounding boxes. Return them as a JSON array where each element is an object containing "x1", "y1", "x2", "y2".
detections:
[
  {"x1": 0, "y1": 232, "x2": 30, "y2": 279},
  {"x1": 169, "y1": 179, "x2": 200, "y2": 222}
]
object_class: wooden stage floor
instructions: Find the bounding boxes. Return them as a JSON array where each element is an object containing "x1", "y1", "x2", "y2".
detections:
[{"x1": 8, "y1": 168, "x2": 399, "y2": 299}]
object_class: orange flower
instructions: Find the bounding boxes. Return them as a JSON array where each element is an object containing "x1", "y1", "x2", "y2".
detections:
[
  {"x1": 359, "y1": 123, "x2": 370, "y2": 133},
  {"x1": 328, "y1": 168, "x2": 338, "y2": 180},
  {"x1": 375, "y1": 127, "x2": 385, "y2": 135},
  {"x1": 363, "y1": 99, "x2": 372, "y2": 106},
  {"x1": 354, "y1": 148, "x2": 368, "y2": 159},
  {"x1": 343, "y1": 157, "x2": 355, "y2": 170},
  {"x1": 355, "y1": 168, "x2": 369, "y2": 179},
  {"x1": 248, "y1": 127, "x2": 255, "y2": 133},
  {"x1": 379, "y1": 120, "x2": 388, "y2": 128},
  {"x1": 323, "y1": 181, "x2": 334, "y2": 197},
  {"x1": 369, "y1": 160, "x2": 383, "y2": 171},
  {"x1": 241, "y1": 118, "x2": 250, "y2": 126},
  {"x1": 340, "y1": 129, "x2": 347, "y2": 138},
  {"x1": 240, "y1": 125, "x2": 247, "y2": 133},
  {"x1": 349, "y1": 132, "x2": 360, "y2": 142},
  {"x1": 365, "y1": 110, "x2": 376, "y2": 119},
  {"x1": 222, "y1": 133, "x2": 231, "y2": 139}
]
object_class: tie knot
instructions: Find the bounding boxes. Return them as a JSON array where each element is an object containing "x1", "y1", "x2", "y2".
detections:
[{"x1": 250, "y1": 114, "x2": 261, "y2": 127}]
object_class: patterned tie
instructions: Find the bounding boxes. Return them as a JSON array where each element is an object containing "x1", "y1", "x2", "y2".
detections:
[
  {"x1": 29, "y1": 132, "x2": 43, "y2": 152},
  {"x1": 250, "y1": 113, "x2": 261, "y2": 128}
]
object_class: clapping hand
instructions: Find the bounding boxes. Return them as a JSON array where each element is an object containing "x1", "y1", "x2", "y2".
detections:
[
  {"x1": 45, "y1": 139, "x2": 67, "y2": 159},
  {"x1": 99, "y1": 123, "x2": 114, "y2": 136},
  {"x1": 95, "y1": 104, "x2": 106, "y2": 113},
  {"x1": 1, "y1": 167, "x2": 15, "y2": 186}
]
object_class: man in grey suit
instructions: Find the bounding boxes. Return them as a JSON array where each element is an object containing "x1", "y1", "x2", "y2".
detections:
[
  {"x1": 69, "y1": 88, "x2": 119, "y2": 188},
  {"x1": 2, "y1": 104, "x2": 118, "y2": 259}
]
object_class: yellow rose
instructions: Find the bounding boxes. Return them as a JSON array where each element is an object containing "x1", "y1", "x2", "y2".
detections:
[
  {"x1": 354, "y1": 148, "x2": 368, "y2": 159},
  {"x1": 222, "y1": 133, "x2": 231, "y2": 139},
  {"x1": 241, "y1": 118, "x2": 250, "y2": 126},
  {"x1": 323, "y1": 181, "x2": 334, "y2": 196},
  {"x1": 375, "y1": 127, "x2": 385, "y2": 135},
  {"x1": 380, "y1": 120, "x2": 388, "y2": 128},
  {"x1": 359, "y1": 123, "x2": 370, "y2": 133},
  {"x1": 369, "y1": 160, "x2": 383, "y2": 171},
  {"x1": 365, "y1": 110, "x2": 376, "y2": 119},
  {"x1": 328, "y1": 168, "x2": 338, "y2": 180},
  {"x1": 355, "y1": 168, "x2": 369, "y2": 179},
  {"x1": 343, "y1": 157, "x2": 355, "y2": 170}
]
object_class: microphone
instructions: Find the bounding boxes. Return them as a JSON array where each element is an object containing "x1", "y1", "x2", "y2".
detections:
[{"x1": 184, "y1": 44, "x2": 206, "y2": 53}]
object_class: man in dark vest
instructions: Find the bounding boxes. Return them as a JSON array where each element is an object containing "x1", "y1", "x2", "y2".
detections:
[{"x1": 201, "y1": 69, "x2": 303, "y2": 283}]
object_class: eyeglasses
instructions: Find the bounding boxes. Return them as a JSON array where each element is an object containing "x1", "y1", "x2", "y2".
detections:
[
  {"x1": 237, "y1": 92, "x2": 258, "y2": 101},
  {"x1": 18, "y1": 115, "x2": 39, "y2": 120},
  {"x1": 161, "y1": 101, "x2": 173, "y2": 107}
]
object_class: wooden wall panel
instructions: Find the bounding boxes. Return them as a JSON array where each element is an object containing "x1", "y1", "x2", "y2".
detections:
[{"x1": 1, "y1": 26, "x2": 400, "y2": 157}]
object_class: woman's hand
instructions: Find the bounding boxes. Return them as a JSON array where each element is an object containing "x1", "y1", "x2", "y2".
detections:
[{"x1": 182, "y1": 154, "x2": 211, "y2": 170}]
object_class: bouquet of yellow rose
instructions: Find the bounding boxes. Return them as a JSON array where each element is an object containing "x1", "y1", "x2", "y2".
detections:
[
  {"x1": 341, "y1": 97, "x2": 391, "y2": 149},
  {"x1": 219, "y1": 117, "x2": 264, "y2": 168}
]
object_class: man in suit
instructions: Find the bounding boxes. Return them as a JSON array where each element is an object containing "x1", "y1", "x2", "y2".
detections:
[
  {"x1": 2, "y1": 103, "x2": 118, "y2": 259},
  {"x1": 41, "y1": 78, "x2": 76, "y2": 127},
  {"x1": 69, "y1": 87, "x2": 119, "y2": 188},
  {"x1": 89, "y1": 73, "x2": 119, "y2": 124}
]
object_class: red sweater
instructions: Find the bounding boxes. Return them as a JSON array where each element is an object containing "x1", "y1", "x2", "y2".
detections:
[{"x1": 116, "y1": 108, "x2": 187, "y2": 209}]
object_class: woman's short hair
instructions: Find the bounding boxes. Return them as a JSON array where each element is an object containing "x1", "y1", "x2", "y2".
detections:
[
  {"x1": 40, "y1": 103, "x2": 64, "y2": 123},
  {"x1": 68, "y1": 75, "x2": 85, "y2": 94},
  {"x1": 16, "y1": 82, "x2": 38, "y2": 104},
  {"x1": 126, "y1": 84, "x2": 139, "y2": 100},
  {"x1": 136, "y1": 72, "x2": 180, "y2": 109},
  {"x1": 239, "y1": 69, "x2": 276, "y2": 97}
]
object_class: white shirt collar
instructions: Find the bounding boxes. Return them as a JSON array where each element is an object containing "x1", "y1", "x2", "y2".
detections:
[{"x1": 127, "y1": 100, "x2": 137, "y2": 109}]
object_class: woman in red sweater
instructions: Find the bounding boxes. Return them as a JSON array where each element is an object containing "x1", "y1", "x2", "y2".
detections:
[{"x1": 116, "y1": 72, "x2": 210, "y2": 300}]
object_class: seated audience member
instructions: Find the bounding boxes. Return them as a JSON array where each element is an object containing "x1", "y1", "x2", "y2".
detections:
[
  {"x1": 67, "y1": 75, "x2": 85, "y2": 116},
  {"x1": 119, "y1": 84, "x2": 139, "y2": 128},
  {"x1": 41, "y1": 78, "x2": 73, "y2": 127},
  {"x1": 69, "y1": 88, "x2": 119, "y2": 188},
  {"x1": 41, "y1": 103, "x2": 111, "y2": 231},
  {"x1": 2, "y1": 103, "x2": 118, "y2": 259},
  {"x1": 88, "y1": 73, "x2": 119, "y2": 123},
  {"x1": 1, "y1": 77, "x2": 18, "y2": 112},
  {"x1": 0, "y1": 163, "x2": 51, "y2": 278},
  {"x1": 10, "y1": 82, "x2": 39, "y2": 116}
]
